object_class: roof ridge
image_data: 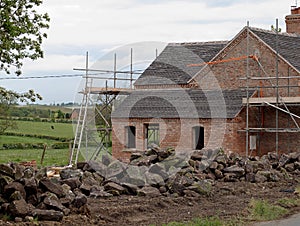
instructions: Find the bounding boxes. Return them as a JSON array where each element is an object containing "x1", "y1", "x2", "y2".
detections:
[
  {"x1": 249, "y1": 26, "x2": 300, "y2": 38},
  {"x1": 168, "y1": 41, "x2": 228, "y2": 46}
]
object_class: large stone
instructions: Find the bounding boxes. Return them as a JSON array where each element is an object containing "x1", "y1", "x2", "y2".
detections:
[
  {"x1": 104, "y1": 182, "x2": 126, "y2": 195},
  {"x1": 124, "y1": 165, "x2": 145, "y2": 186},
  {"x1": 62, "y1": 177, "x2": 82, "y2": 190},
  {"x1": 223, "y1": 173, "x2": 239, "y2": 182},
  {"x1": 215, "y1": 155, "x2": 227, "y2": 166},
  {"x1": 137, "y1": 186, "x2": 161, "y2": 197},
  {"x1": 90, "y1": 189, "x2": 113, "y2": 198},
  {"x1": 214, "y1": 169, "x2": 223, "y2": 179},
  {"x1": 22, "y1": 178, "x2": 38, "y2": 196},
  {"x1": 60, "y1": 169, "x2": 82, "y2": 180},
  {"x1": 187, "y1": 180, "x2": 212, "y2": 196},
  {"x1": 135, "y1": 155, "x2": 157, "y2": 166},
  {"x1": 191, "y1": 151, "x2": 205, "y2": 161},
  {"x1": 4, "y1": 182, "x2": 26, "y2": 200},
  {"x1": 285, "y1": 163, "x2": 295, "y2": 172},
  {"x1": 149, "y1": 163, "x2": 169, "y2": 180},
  {"x1": 0, "y1": 164, "x2": 15, "y2": 177},
  {"x1": 157, "y1": 147, "x2": 175, "y2": 160},
  {"x1": 106, "y1": 160, "x2": 126, "y2": 179},
  {"x1": 166, "y1": 175, "x2": 186, "y2": 195},
  {"x1": 43, "y1": 193, "x2": 64, "y2": 211},
  {"x1": 223, "y1": 165, "x2": 245, "y2": 178},
  {"x1": 11, "y1": 163, "x2": 24, "y2": 180},
  {"x1": 245, "y1": 172, "x2": 256, "y2": 183},
  {"x1": 0, "y1": 175, "x2": 14, "y2": 193},
  {"x1": 289, "y1": 152, "x2": 300, "y2": 161},
  {"x1": 267, "y1": 152, "x2": 279, "y2": 161},
  {"x1": 34, "y1": 167, "x2": 47, "y2": 181},
  {"x1": 88, "y1": 161, "x2": 107, "y2": 177},
  {"x1": 145, "y1": 171, "x2": 164, "y2": 187},
  {"x1": 8, "y1": 199, "x2": 30, "y2": 218},
  {"x1": 130, "y1": 152, "x2": 143, "y2": 162},
  {"x1": 121, "y1": 183, "x2": 139, "y2": 195},
  {"x1": 32, "y1": 209, "x2": 63, "y2": 221},
  {"x1": 209, "y1": 161, "x2": 218, "y2": 170},
  {"x1": 72, "y1": 194, "x2": 87, "y2": 208},
  {"x1": 9, "y1": 191, "x2": 23, "y2": 201},
  {"x1": 39, "y1": 178, "x2": 65, "y2": 198},
  {"x1": 163, "y1": 155, "x2": 190, "y2": 172},
  {"x1": 23, "y1": 167, "x2": 35, "y2": 179},
  {"x1": 278, "y1": 154, "x2": 290, "y2": 168},
  {"x1": 197, "y1": 160, "x2": 210, "y2": 172},
  {"x1": 61, "y1": 184, "x2": 75, "y2": 203},
  {"x1": 254, "y1": 171, "x2": 268, "y2": 183}
]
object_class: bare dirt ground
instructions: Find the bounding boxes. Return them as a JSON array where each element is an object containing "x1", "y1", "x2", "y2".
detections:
[{"x1": 55, "y1": 180, "x2": 300, "y2": 226}]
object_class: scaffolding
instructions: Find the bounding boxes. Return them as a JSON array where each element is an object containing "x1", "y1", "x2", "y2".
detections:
[
  {"x1": 242, "y1": 21, "x2": 300, "y2": 156},
  {"x1": 69, "y1": 50, "x2": 141, "y2": 166}
]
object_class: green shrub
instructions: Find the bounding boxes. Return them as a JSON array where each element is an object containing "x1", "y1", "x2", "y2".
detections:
[
  {"x1": 51, "y1": 142, "x2": 70, "y2": 149},
  {"x1": 249, "y1": 199, "x2": 288, "y2": 221},
  {"x1": 2, "y1": 143, "x2": 45, "y2": 149}
]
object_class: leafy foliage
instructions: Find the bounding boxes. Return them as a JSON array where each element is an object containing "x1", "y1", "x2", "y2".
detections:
[
  {"x1": 0, "y1": 87, "x2": 42, "y2": 134},
  {"x1": 0, "y1": 0, "x2": 50, "y2": 75}
]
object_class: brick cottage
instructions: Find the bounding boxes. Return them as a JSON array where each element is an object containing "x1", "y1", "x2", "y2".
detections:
[{"x1": 111, "y1": 7, "x2": 300, "y2": 162}]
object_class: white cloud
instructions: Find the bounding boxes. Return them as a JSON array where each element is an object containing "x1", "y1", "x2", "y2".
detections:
[{"x1": 1, "y1": 0, "x2": 296, "y2": 103}]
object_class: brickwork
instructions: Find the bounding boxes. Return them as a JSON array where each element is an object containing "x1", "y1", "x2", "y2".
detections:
[
  {"x1": 195, "y1": 29, "x2": 299, "y2": 97},
  {"x1": 112, "y1": 117, "x2": 247, "y2": 161},
  {"x1": 286, "y1": 7, "x2": 300, "y2": 34},
  {"x1": 112, "y1": 26, "x2": 300, "y2": 162}
]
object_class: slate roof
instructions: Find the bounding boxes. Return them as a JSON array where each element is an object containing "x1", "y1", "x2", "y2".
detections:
[
  {"x1": 112, "y1": 89, "x2": 254, "y2": 119},
  {"x1": 250, "y1": 27, "x2": 300, "y2": 72},
  {"x1": 134, "y1": 41, "x2": 228, "y2": 86}
]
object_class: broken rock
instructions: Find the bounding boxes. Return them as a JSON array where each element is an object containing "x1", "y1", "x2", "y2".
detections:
[
  {"x1": 137, "y1": 186, "x2": 161, "y2": 197},
  {"x1": 223, "y1": 165, "x2": 245, "y2": 178},
  {"x1": 39, "y1": 178, "x2": 65, "y2": 198},
  {"x1": 32, "y1": 209, "x2": 63, "y2": 221},
  {"x1": 8, "y1": 199, "x2": 30, "y2": 218},
  {"x1": 72, "y1": 194, "x2": 87, "y2": 208},
  {"x1": 4, "y1": 182, "x2": 26, "y2": 200}
]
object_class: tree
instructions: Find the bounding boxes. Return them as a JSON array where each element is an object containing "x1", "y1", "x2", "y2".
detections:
[
  {"x1": 0, "y1": 0, "x2": 50, "y2": 75},
  {"x1": 0, "y1": 87, "x2": 42, "y2": 134},
  {"x1": 0, "y1": 88, "x2": 18, "y2": 134}
]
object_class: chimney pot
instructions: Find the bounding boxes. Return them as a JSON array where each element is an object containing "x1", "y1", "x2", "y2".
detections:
[{"x1": 286, "y1": 6, "x2": 300, "y2": 34}]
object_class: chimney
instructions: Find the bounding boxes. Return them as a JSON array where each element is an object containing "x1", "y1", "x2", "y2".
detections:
[{"x1": 286, "y1": 6, "x2": 300, "y2": 34}]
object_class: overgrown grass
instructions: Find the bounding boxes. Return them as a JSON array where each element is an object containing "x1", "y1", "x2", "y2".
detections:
[
  {"x1": 249, "y1": 199, "x2": 288, "y2": 221},
  {"x1": 0, "y1": 135, "x2": 57, "y2": 146},
  {"x1": 277, "y1": 197, "x2": 300, "y2": 208},
  {"x1": 5, "y1": 120, "x2": 74, "y2": 139},
  {"x1": 0, "y1": 148, "x2": 74, "y2": 166},
  {"x1": 157, "y1": 216, "x2": 244, "y2": 226}
]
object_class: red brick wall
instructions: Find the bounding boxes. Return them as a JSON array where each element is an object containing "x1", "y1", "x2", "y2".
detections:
[
  {"x1": 112, "y1": 117, "x2": 247, "y2": 162},
  {"x1": 195, "y1": 29, "x2": 299, "y2": 97},
  {"x1": 111, "y1": 28, "x2": 300, "y2": 162},
  {"x1": 286, "y1": 7, "x2": 300, "y2": 34}
]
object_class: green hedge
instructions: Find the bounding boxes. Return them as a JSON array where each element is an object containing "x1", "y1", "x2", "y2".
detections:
[
  {"x1": 1, "y1": 142, "x2": 71, "y2": 150},
  {"x1": 51, "y1": 142, "x2": 70, "y2": 149},
  {"x1": 3, "y1": 132, "x2": 71, "y2": 142},
  {"x1": 2, "y1": 143, "x2": 45, "y2": 150}
]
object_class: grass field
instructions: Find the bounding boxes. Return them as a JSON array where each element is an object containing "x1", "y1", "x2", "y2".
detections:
[
  {"x1": 5, "y1": 120, "x2": 74, "y2": 139},
  {"x1": 17, "y1": 104, "x2": 73, "y2": 114},
  {"x1": 0, "y1": 120, "x2": 77, "y2": 166},
  {"x1": 0, "y1": 135, "x2": 58, "y2": 146},
  {"x1": 0, "y1": 148, "x2": 73, "y2": 166}
]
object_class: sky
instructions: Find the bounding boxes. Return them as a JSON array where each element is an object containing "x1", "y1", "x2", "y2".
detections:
[{"x1": 0, "y1": 0, "x2": 297, "y2": 104}]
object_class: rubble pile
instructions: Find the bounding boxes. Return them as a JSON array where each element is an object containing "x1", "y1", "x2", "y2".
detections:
[{"x1": 0, "y1": 146, "x2": 299, "y2": 223}]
